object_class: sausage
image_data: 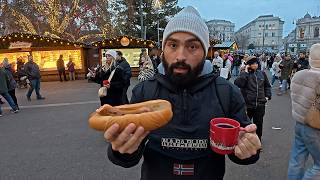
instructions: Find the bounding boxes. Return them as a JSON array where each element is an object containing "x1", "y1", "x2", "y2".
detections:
[{"x1": 89, "y1": 100, "x2": 173, "y2": 131}]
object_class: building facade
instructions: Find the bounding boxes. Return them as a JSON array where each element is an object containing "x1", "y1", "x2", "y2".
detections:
[
  {"x1": 294, "y1": 13, "x2": 320, "y2": 53},
  {"x1": 206, "y1": 19, "x2": 235, "y2": 41},
  {"x1": 235, "y1": 15, "x2": 284, "y2": 51}
]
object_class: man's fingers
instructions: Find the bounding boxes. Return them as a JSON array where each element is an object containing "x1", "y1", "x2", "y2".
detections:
[
  {"x1": 235, "y1": 139, "x2": 250, "y2": 159},
  {"x1": 240, "y1": 136, "x2": 257, "y2": 155},
  {"x1": 118, "y1": 126, "x2": 146, "y2": 154},
  {"x1": 126, "y1": 131, "x2": 150, "y2": 154},
  {"x1": 111, "y1": 123, "x2": 137, "y2": 150},
  {"x1": 244, "y1": 133, "x2": 262, "y2": 150},
  {"x1": 96, "y1": 104, "x2": 109, "y2": 113},
  {"x1": 244, "y1": 124, "x2": 257, "y2": 133},
  {"x1": 235, "y1": 133, "x2": 261, "y2": 159},
  {"x1": 104, "y1": 123, "x2": 120, "y2": 142}
]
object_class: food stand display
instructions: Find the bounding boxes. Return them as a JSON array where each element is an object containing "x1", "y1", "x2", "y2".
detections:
[
  {"x1": 92, "y1": 36, "x2": 156, "y2": 76},
  {"x1": 207, "y1": 39, "x2": 221, "y2": 59},
  {"x1": 208, "y1": 41, "x2": 238, "y2": 58},
  {"x1": 0, "y1": 32, "x2": 86, "y2": 81}
]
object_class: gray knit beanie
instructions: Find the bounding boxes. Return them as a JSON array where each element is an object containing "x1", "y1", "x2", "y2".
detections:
[{"x1": 162, "y1": 6, "x2": 209, "y2": 56}]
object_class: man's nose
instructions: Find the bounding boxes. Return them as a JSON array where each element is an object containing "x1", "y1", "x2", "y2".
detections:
[{"x1": 175, "y1": 47, "x2": 187, "y2": 62}]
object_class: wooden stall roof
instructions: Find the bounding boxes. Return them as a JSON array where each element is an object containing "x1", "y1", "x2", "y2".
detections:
[
  {"x1": 92, "y1": 35, "x2": 156, "y2": 49},
  {"x1": 213, "y1": 41, "x2": 237, "y2": 49},
  {"x1": 209, "y1": 39, "x2": 221, "y2": 47},
  {"x1": 0, "y1": 32, "x2": 85, "y2": 50}
]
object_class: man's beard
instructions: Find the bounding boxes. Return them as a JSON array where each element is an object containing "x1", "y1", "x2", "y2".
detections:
[{"x1": 162, "y1": 56, "x2": 205, "y2": 87}]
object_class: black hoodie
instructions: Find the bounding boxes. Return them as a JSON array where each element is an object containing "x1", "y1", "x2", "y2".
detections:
[{"x1": 107, "y1": 64, "x2": 260, "y2": 180}]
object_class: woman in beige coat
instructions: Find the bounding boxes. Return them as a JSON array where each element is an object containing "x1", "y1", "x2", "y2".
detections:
[{"x1": 287, "y1": 43, "x2": 320, "y2": 180}]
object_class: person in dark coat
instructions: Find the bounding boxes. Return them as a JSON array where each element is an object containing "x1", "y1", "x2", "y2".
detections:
[
  {"x1": 278, "y1": 54, "x2": 294, "y2": 96},
  {"x1": 56, "y1": 55, "x2": 67, "y2": 82},
  {"x1": 294, "y1": 51, "x2": 309, "y2": 72},
  {"x1": 0, "y1": 64, "x2": 19, "y2": 115},
  {"x1": 25, "y1": 55, "x2": 45, "y2": 101},
  {"x1": 234, "y1": 56, "x2": 272, "y2": 140},
  {"x1": 2, "y1": 58, "x2": 19, "y2": 109},
  {"x1": 116, "y1": 51, "x2": 132, "y2": 104},
  {"x1": 90, "y1": 50, "x2": 126, "y2": 106},
  {"x1": 150, "y1": 48, "x2": 162, "y2": 73}
]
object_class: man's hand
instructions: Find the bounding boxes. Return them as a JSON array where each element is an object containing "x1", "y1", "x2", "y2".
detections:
[
  {"x1": 245, "y1": 65, "x2": 249, "y2": 73},
  {"x1": 234, "y1": 124, "x2": 261, "y2": 159},
  {"x1": 104, "y1": 123, "x2": 149, "y2": 154}
]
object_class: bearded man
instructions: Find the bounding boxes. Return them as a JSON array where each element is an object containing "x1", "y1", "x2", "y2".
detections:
[{"x1": 102, "y1": 6, "x2": 261, "y2": 180}]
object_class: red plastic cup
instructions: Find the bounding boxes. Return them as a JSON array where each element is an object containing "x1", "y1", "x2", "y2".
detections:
[
  {"x1": 210, "y1": 118, "x2": 242, "y2": 155},
  {"x1": 103, "y1": 80, "x2": 110, "y2": 86}
]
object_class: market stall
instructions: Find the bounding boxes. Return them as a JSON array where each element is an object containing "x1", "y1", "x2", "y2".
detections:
[
  {"x1": 206, "y1": 39, "x2": 221, "y2": 59},
  {"x1": 0, "y1": 32, "x2": 86, "y2": 81},
  {"x1": 92, "y1": 36, "x2": 156, "y2": 76},
  {"x1": 208, "y1": 41, "x2": 238, "y2": 58}
]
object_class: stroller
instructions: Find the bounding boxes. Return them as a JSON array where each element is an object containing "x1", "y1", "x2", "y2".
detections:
[{"x1": 16, "y1": 67, "x2": 29, "y2": 89}]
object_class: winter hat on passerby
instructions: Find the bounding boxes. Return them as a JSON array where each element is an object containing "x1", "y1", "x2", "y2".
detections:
[
  {"x1": 162, "y1": 6, "x2": 209, "y2": 56},
  {"x1": 106, "y1": 50, "x2": 117, "y2": 59},
  {"x1": 309, "y1": 43, "x2": 320, "y2": 68},
  {"x1": 2, "y1": 57, "x2": 9, "y2": 67},
  {"x1": 246, "y1": 56, "x2": 259, "y2": 65}
]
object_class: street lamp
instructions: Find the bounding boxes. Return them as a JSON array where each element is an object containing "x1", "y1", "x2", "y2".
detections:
[{"x1": 153, "y1": 0, "x2": 162, "y2": 46}]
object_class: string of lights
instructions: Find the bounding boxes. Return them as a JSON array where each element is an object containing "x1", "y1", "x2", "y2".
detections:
[{"x1": 0, "y1": 32, "x2": 85, "y2": 49}]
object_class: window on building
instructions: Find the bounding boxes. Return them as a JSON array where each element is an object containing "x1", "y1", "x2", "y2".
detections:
[
  {"x1": 272, "y1": 32, "x2": 275, "y2": 37},
  {"x1": 300, "y1": 28, "x2": 305, "y2": 39},
  {"x1": 266, "y1": 24, "x2": 268, "y2": 29},
  {"x1": 265, "y1": 33, "x2": 268, "y2": 37},
  {"x1": 314, "y1": 27, "x2": 319, "y2": 38},
  {"x1": 258, "y1": 32, "x2": 262, "y2": 36}
]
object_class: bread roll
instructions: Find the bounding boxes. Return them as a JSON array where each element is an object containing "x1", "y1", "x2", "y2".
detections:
[{"x1": 89, "y1": 100, "x2": 173, "y2": 131}]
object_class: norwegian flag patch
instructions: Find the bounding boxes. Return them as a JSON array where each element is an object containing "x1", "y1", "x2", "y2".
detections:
[{"x1": 173, "y1": 163, "x2": 194, "y2": 176}]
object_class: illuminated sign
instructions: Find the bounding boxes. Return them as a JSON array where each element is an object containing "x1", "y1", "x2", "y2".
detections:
[
  {"x1": 9, "y1": 41, "x2": 32, "y2": 49},
  {"x1": 102, "y1": 48, "x2": 147, "y2": 67}
]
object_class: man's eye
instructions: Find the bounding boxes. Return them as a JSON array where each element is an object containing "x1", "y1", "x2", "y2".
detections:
[
  {"x1": 189, "y1": 44, "x2": 199, "y2": 50},
  {"x1": 169, "y1": 43, "x2": 176, "y2": 48}
]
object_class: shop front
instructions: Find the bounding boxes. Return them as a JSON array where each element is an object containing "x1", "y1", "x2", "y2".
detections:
[
  {"x1": 92, "y1": 36, "x2": 156, "y2": 76},
  {"x1": 0, "y1": 33, "x2": 86, "y2": 81}
]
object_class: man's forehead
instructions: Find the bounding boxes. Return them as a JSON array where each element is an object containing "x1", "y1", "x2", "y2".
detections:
[{"x1": 166, "y1": 32, "x2": 201, "y2": 43}]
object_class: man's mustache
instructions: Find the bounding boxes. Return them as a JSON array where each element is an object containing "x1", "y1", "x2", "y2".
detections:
[{"x1": 170, "y1": 61, "x2": 191, "y2": 70}]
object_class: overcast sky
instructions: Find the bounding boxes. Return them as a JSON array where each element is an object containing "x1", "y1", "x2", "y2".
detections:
[{"x1": 177, "y1": 0, "x2": 320, "y2": 37}]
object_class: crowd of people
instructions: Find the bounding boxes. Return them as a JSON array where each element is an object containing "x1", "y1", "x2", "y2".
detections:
[{"x1": 0, "y1": 54, "x2": 48, "y2": 116}]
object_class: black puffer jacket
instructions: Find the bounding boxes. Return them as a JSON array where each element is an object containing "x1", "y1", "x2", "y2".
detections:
[
  {"x1": 234, "y1": 70, "x2": 272, "y2": 109},
  {"x1": 108, "y1": 71, "x2": 260, "y2": 180},
  {"x1": 116, "y1": 58, "x2": 132, "y2": 86},
  {"x1": 91, "y1": 65, "x2": 126, "y2": 106}
]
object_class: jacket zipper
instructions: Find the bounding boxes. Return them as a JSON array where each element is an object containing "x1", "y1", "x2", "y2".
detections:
[
  {"x1": 254, "y1": 72, "x2": 258, "y2": 107},
  {"x1": 182, "y1": 89, "x2": 188, "y2": 123}
]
